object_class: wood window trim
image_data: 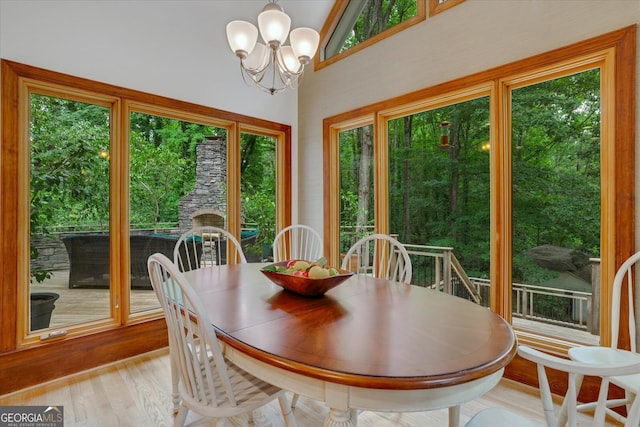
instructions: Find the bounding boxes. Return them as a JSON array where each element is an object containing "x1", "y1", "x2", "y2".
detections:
[
  {"x1": 428, "y1": 0, "x2": 465, "y2": 17},
  {"x1": 323, "y1": 25, "x2": 635, "y2": 398},
  {"x1": 0, "y1": 59, "x2": 292, "y2": 394},
  {"x1": 315, "y1": 0, "x2": 426, "y2": 71}
]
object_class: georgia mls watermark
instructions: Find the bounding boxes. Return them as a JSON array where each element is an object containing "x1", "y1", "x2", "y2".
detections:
[{"x1": 0, "y1": 406, "x2": 63, "y2": 427}]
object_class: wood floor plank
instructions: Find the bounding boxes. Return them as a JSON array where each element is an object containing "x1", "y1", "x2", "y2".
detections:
[{"x1": 0, "y1": 348, "x2": 621, "y2": 426}]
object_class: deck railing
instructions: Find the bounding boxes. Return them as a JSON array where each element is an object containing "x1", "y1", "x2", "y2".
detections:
[{"x1": 400, "y1": 243, "x2": 599, "y2": 335}]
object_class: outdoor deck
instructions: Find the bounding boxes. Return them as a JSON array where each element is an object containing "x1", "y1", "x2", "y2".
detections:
[{"x1": 32, "y1": 270, "x2": 159, "y2": 329}]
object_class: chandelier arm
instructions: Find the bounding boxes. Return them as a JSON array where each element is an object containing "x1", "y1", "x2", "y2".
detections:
[{"x1": 239, "y1": 56, "x2": 289, "y2": 95}]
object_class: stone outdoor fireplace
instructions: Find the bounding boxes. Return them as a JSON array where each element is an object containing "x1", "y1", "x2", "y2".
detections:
[{"x1": 178, "y1": 136, "x2": 227, "y2": 233}]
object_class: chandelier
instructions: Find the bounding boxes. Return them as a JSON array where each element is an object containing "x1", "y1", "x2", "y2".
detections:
[{"x1": 225, "y1": 0, "x2": 320, "y2": 95}]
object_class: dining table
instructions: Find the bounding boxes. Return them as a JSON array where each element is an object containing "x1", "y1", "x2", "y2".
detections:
[{"x1": 184, "y1": 263, "x2": 517, "y2": 427}]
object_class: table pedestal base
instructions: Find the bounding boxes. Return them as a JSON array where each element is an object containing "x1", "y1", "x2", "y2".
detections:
[{"x1": 323, "y1": 408, "x2": 358, "y2": 427}]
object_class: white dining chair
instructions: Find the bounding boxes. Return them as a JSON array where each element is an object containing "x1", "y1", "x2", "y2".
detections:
[
  {"x1": 147, "y1": 253, "x2": 297, "y2": 427},
  {"x1": 170, "y1": 226, "x2": 247, "y2": 412},
  {"x1": 567, "y1": 250, "x2": 640, "y2": 424},
  {"x1": 173, "y1": 226, "x2": 247, "y2": 272},
  {"x1": 341, "y1": 233, "x2": 412, "y2": 284},
  {"x1": 272, "y1": 224, "x2": 323, "y2": 263},
  {"x1": 465, "y1": 345, "x2": 640, "y2": 427},
  {"x1": 272, "y1": 224, "x2": 323, "y2": 408}
]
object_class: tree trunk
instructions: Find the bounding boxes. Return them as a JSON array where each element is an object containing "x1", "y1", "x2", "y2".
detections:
[
  {"x1": 403, "y1": 116, "x2": 412, "y2": 240},
  {"x1": 357, "y1": 126, "x2": 373, "y2": 234},
  {"x1": 449, "y1": 123, "x2": 460, "y2": 239}
]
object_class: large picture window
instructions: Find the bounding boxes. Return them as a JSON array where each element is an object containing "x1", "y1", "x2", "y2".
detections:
[
  {"x1": 324, "y1": 27, "x2": 635, "y2": 361},
  {"x1": 0, "y1": 60, "x2": 292, "y2": 360}
]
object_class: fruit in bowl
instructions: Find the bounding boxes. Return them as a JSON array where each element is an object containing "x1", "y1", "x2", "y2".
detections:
[{"x1": 261, "y1": 258, "x2": 353, "y2": 297}]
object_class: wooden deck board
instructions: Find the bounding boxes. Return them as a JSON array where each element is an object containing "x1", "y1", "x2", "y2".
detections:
[{"x1": 31, "y1": 270, "x2": 159, "y2": 329}]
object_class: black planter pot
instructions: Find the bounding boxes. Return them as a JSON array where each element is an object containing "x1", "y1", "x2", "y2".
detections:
[{"x1": 30, "y1": 292, "x2": 60, "y2": 330}]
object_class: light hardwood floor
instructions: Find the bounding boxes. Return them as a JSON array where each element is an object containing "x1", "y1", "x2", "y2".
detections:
[{"x1": 0, "y1": 347, "x2": 621, "y2": 427}]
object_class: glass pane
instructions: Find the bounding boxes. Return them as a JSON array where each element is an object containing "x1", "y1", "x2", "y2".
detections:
[
  {"x1": 29, "y1": 94, "x2": 111, "y2": 331},
  {"x1": 325, "y1": 0, "x2": 418, "y2": 59},
  {"x1": 511, "y1": 69, "x2": 601, "y2": 344},
  {"x1": 339, "y1": 125, "x2": 375, "y2": 260},
  {"x1": 387, "y1": 97, "x2": 490, "y2": 304},
  {"x1": 129, "y1": 112, "x2": 227, "y2": 313},
  {"x1": 240, "y1": 133, "x2": 276, "y2": 263}
]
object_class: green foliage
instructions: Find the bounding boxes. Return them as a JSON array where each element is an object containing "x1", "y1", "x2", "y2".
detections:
[
  {"x1": 29, "y1": 94, "x2": 276, "y2": 247},
  {"x1": 29, "y1": 94, "x2": 111, "y2": 282},
  {"x1": 339, "y1": 68, "x2": 601, "y2": 286},
  {"x1": 343, "y1": 0, "x2": 418, "y2": 51},
  {"x1": 241, "y1": 134, "x2": 277, "y2": 256},
  {"x1": 30, "y1": 94, "x2": 111, "y2": 233}
]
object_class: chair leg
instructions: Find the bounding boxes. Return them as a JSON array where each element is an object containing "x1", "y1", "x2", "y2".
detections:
[
  {"x1": 561, "y1": 373, "x2": 584, "y2": 427},
  {"x1": 278, "y1": 394, "x2": 298, "y2": 427},
  {"x1": 448, "y1": 405, "x2": 460, "y2": 427},
  {"x1": 171, "y1": 356, "x2": 180, "y2": 414},
  {"x1": 174, "y1": 406, "x2": 189, "y2": 427},
  {"x1": 291, "y1": 393, "x2": 299, "y2": 408},
  {"x1": 625, "y1": 390, "x2": 637, "y2": 422}
]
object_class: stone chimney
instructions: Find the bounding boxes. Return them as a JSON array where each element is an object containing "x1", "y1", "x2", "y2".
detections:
[{"x1": 178, "y1": 136, "x2": 227, "y2": 233}]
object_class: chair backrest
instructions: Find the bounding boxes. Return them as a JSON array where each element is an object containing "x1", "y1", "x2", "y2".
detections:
[
  {"x1": 341, "y1": 233, "x2": 412, "y2": 284},
  {"x1": 147, "y1": 253, "x2": 240, "y2": 408},
  {"x1": 610, "y1": 251, "x2": 640, "y2": 352},
  {"x1": 518, "y1": 345, "x2": 640, "y2": 427},
  {"x1": 174, "y1": 226, "x2": 247, "y2": 272},
  {"x1": 272, "y1": 224, "x2": 323, "y2": 263}
]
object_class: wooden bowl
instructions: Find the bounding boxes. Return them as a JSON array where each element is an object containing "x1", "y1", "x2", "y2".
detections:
[{"x1": 260, "y1": 261, "x2": 354, "y2": 297}]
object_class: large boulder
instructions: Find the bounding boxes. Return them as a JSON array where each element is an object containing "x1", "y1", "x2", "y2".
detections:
[{"x1": 525, "y1": 244, "x2": 592, "y2": 282}]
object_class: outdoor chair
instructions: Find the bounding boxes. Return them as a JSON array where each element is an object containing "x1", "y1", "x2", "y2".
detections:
[
  {"x1": 147, "y1": 253, "x2": 297, "y2": 427},
  {"x1": 173, "y1": 226, "x2": 247, "y2": 272},
  {"x1": 272, "y1": 224, "x2": 323, "y2": 263},
  {"x1": 465, "y1": 345, "x2": 640, "y2": 427},
  {"x1": 341, "y1": 233, "x2": 412, "y2": 284},
  {"x1": 567, "y1": 250, "x2": 640, "y2": 425}
]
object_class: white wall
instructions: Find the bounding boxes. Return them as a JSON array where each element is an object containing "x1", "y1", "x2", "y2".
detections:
[
  {"x1": 0, "y1": 0, "x2": 326, "y2": 121},
  {"x1": 0, "y1": 0, "x2": 331, "y2": 223},
  {"x1": 298, "y1": 0, "x2": 640, "y2": 235}
]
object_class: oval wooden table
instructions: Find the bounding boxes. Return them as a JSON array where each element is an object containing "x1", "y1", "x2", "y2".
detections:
[{"x1": 185, "y1": 264, "x2": 517, "y2": 427}]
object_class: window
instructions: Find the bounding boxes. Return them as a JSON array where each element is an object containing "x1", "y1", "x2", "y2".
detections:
[
  {"x1": 387, "y1": 95, "x2": 491, "y2": 296},
  {"x1": 339, "y1": 123, "x2": 375, "y2": 252},
  {"x1": 318, "y1": 0, "x2": 466, "y2": 69},
  {"x1": 324, "y1": 0, "x2": 420, "y2": 59},
  {"x1": 509, "y1": 69, "x2": 601, "y2": 343},
  {"x1": 29, "y1": 91, "x2": 114, "y2": 331},
  {"x1": 318, "y1": 0, "x2": 425, "y2": 69},
  {"x1": 428, "y1": 0, "x2": 465, "y2": 17},
  {"x1": 0, "y1": 60, "x2": 292, "y2": 365},
  {"x1": 240, "y1": 131, "x2": 280, "y2": 263},
  {"x1": 323, "y1": 27, "x2": 635, "y2": 359}
]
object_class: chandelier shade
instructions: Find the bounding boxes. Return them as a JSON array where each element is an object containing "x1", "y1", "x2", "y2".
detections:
[
  {"x1": 258, "y1": 7, "x2": 291, "y2": 46},
  {"x1": 226, "y1": 21, "x2": 258, "y2": 57},
  {"x1": 290, "y1": 27, "x2": 320, "y2": 62},
  {"x1": 244, "y1": 42, "x2": 269, "y2": 72},
  {"x1": 225, "y1": 0, "x2": 320, "y2": 95}
]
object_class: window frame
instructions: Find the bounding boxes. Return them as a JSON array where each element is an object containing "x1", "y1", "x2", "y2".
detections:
[
  {"x1": 428, "y1": 0, "x2": 465, "y2": 17},
  {"x1": 0, "y1": 59, "x2": 292, "y2": 392},
  {"x1": 323, "y1": 25, "x2": 635, "y2": 392},
  {"x1": 316, "y1": 0, "x2": 427, "y2": 71}
]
